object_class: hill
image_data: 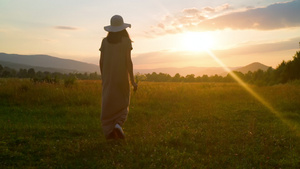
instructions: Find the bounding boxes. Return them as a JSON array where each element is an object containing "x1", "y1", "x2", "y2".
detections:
[
  {"x1": 233, "y1": 62, "x2": 271, "y2": 74},
  {"x1": 0, "y1": 53, "x2": 271, "y2": 76},
  {"x1": 134, "y1": 62, "x2": 270, "y2": 77},
  {"x1": 0, "y1": 60, "x2": 82, "y2": 74},
  {"x1": 0, "y1": 53, "x2": 99, "y2": 73}
]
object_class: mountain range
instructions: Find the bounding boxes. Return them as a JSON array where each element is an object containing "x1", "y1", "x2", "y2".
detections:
[
  {"x1": 135, "y1": 62, "x2": 271, "y2": 76},
  {"x1": 0, "y1": 53, "x2": 271, "y2": 76},
  {"x1": 0, "y1": 53, "x2": 100, "y2": 74}
]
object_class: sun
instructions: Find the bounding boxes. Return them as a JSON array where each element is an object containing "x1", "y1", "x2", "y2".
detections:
[{"x1": 182, "y1": 32, "x2": 215, "y2": 52}]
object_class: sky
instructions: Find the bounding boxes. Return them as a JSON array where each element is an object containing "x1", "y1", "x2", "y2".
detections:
[{"x1": 0, "y1": 0, "x2": 300, "y2": 69}]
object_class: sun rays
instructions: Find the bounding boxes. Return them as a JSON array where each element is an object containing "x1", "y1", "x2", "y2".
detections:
[{"x1": 205, "y1": 50, "x2": 299, "y2": 135}]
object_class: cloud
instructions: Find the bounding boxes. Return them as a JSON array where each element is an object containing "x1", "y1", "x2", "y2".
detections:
[
  {"x1": 182, "y1": 8, "x2": 201, "y2": 16},
  {"x1": 133, "y1": 37, "x2": 300, "y2": 68},
  {"x1": 54, "y1": 26, "x2": 78, "y2": 30},
  {"x1": 203, "y1": 7, "x2": 215, "y2": 13},
  {"x1": 213, "y1": 37, "x2": 300, "y2": 56},
  {"x1": 197, "y1": 0, "x2": 300, "y2": 31},
  {"x1": 216, "y1": 3, "x2": 230, "y2": 11},
  {"x1": 157, "y1": 23, "x2": 165, "y2": 29},
  {"x1": 146, "y1": 1, "x2": 300, "y2": 36},
  {"x1": 146, "y1": 4, "x2": 230, "y2": 36},
  {"x1": 203, "y1": 3, "x2": 230, "y2": 13}
]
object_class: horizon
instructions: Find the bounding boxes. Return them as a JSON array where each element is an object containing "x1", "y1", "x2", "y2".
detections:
[
  {"x1": 0, "y1": 52, "x2": 274, "y2": 77},
  {"x1": 1, "y1": 0, "x2": 300, "y2": 68},
  {"x1": 0, "y1": 52, "x2": 272, "y2": 68}
]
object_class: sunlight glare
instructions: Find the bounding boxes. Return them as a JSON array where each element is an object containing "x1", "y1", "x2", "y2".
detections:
[
  {"x1": 205, "y1": 50, "x2": 299, "y2": 135},
  {"x1": 182, "y1": 32, "x2": 214, "y2": 52}
]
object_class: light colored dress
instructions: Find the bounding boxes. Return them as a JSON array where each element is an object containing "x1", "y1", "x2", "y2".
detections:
[{"x1": 99, "y1": 37, "x2": 132, "y2": 138}]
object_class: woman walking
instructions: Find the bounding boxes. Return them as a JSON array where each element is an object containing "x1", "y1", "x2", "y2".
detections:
[{"x1": 99, "y1": 15, "x2": 137, "y2": 140}]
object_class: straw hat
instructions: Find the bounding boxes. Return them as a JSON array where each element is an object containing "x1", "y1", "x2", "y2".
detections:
[{"x1": 104, "y1": 15, "x2": 131, "y2": 32}]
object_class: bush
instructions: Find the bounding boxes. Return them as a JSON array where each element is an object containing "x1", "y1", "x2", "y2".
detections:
[
  {"x1": 31, "y1": 75, "x2": 59, "y2": 84},
  {"x1": 64, "y1": 76, "x2": 77, "y2": 87}
]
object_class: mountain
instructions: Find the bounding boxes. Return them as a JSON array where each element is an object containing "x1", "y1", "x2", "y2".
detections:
[
  {"x1": 0, "y1": 53, "x2": 270, "y2": 76},
  {"x1": 135, "y1": 62, "x2": 271, "y2": 77},
  {"x1": 0, "y1": 53, "x2": 99, "y2": 73},
  {"x1": 233, "y1": 62, "x2": 271, "y2": 74},
  {"x1": 0, "y1": 60, "x2": 84, "y2": 74}
]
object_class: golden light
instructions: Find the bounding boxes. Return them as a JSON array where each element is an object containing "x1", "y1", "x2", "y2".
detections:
[
  {"x1": 182, "y1": 32, "x2": 214, "y2": 52},
  {"x1": 205, "y1": 50, "x2": 299, "y2": 135}
]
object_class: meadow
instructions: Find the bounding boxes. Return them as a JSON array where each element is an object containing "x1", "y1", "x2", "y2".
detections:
[{"x1": 0, "y1": 79, "x2": 299, "y2": 168}]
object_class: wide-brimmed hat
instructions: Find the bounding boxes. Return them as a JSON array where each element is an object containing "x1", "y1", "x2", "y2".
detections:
[{"x1": 104, "y1": 15, "x2": 131, "y2": 32}]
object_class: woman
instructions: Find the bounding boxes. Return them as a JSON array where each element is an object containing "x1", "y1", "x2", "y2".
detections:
[{"x1": 99, "y1": 15, "x2": 137, "y2": 140}]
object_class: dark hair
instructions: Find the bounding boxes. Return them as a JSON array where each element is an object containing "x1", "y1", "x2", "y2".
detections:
[{"x1": 107, "y1": 29, "x2": 132, "y2": 44}]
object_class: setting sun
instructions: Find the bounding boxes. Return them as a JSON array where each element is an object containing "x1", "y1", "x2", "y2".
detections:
[{"x1": 182, "y1": 32, "x2": 215, "y2": 52}]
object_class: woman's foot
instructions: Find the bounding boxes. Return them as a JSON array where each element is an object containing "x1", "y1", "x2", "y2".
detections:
[
  {"x1": 106, "y1": 130, "x2": 118, "y2": 140},
  {"x1": 114, "y1": 124, "x2": 125, "y2": 139}
]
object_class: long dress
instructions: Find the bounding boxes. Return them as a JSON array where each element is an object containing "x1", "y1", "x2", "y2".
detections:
[{"x1": 99, "y1": 37, "x2": 132, "y2": 138}]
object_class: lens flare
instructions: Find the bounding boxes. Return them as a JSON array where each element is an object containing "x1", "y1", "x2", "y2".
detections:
[
  {"x1": 205, "y1": 50, "x2": 299, "y2": 135},
  {"x1": 183, "y1": 32, "x2": 214, "y2": 52}
]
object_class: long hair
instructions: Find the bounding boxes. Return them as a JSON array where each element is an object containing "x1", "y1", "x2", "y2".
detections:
[{"x1": 107, "y1": 29, "x2": 132, "y2": 44}]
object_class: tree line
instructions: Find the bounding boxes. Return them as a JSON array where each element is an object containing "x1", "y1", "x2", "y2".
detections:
[
  {"x1": 135, "y1": 51, "x2": 300, "y2": 85},
  {"x1": 1, "y1": 51, "x2": 299, "y2": 85},
  {"x1": 0, "y1": 66, "x2": 100, "y2": 83}
]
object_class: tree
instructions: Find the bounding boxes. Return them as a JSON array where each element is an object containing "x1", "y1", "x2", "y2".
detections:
[
  {"x1": 18, "y1": 69, "x2": 28, "y2": 78},
  {"x1": 172, "y1": 73, "x2": 182, "y2": 82},
  {"x1": 28, "y1": 68, "x2": 36, "y2": 78},
  {"x1": 89, "y1": 72, "x2": 100, "y2": 80},
  {"x1": 274, "y1": 61, "x2": 287, "y2": 83},
  {"x1": 210, "y1": 74, "x2": 223, "y2": 82},
  {"x1": 264, "y1": 67, "x2": 274, "y2": 85},
  {"x1": 0, "y1": 64, "x2": 3, "y2": 76},
  {"x1": 1, "y1": 70, "x2": 11, "y2": 77},
  {"x1": 158, "y1": 72, "x2": 172, "y2": 82},
  {"x1": 244, "y1": 71, "x2": 253, "y2": 83},
  {"x1": 135, "y1": 72, "x2": 146, "y2": 82},
  {"x1": 202, "y1": 75, "x2": 209, "y2": 82},
  {"x1": 289, "y1": 51, "x2": 300, "y2": 80},
  {"x1": 185, "y1": 74, "x2": 195, "y2": 82}
]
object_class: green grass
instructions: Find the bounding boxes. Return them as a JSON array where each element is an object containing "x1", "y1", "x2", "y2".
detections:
[{"x1": 0, "y1": 79, "x2": 299, "y2": 168}]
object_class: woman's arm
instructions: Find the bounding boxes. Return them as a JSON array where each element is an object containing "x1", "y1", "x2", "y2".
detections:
[
  {"x1": 127, "y1": 50, "x2": 137, "y2": 91},
  {"x1": 100, "y1": 52, "x2": 103, "y2": 76}
]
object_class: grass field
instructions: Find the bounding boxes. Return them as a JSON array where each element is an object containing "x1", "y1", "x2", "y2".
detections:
[{"x1": 0, "y1": 79, "x2": 299, "y2": 168}]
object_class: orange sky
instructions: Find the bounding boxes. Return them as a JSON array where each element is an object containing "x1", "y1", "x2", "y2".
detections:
[{"x1": 0, "y1": 0, "x2": 299, "y2": 68}]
